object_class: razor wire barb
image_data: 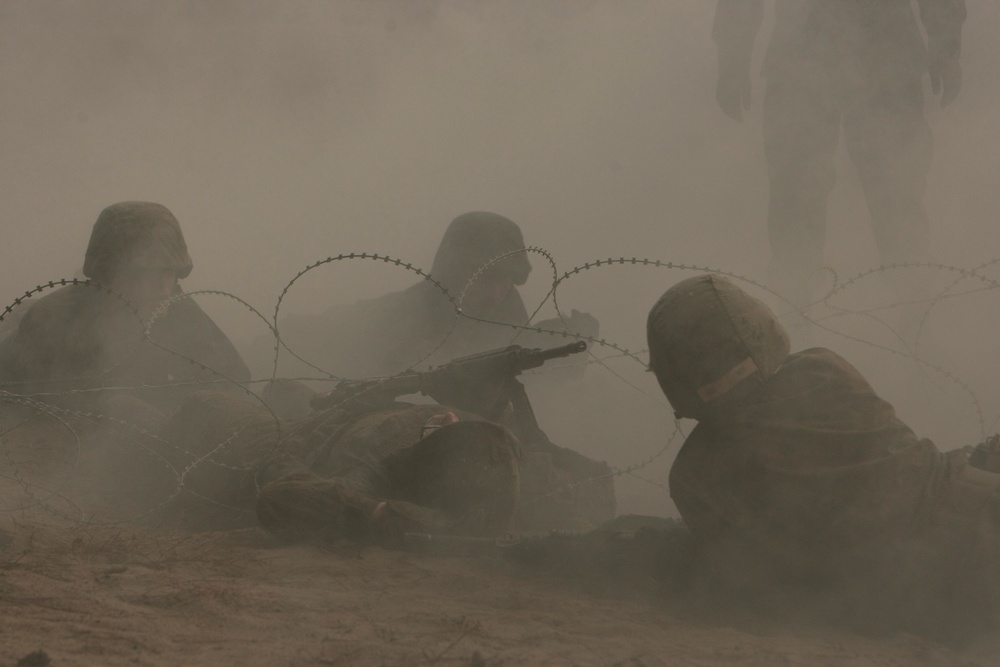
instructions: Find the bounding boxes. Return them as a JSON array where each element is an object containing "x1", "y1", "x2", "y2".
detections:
[
  {"x1": 4, "y1": 251, "x2": 1000, "y2": 530},
  {"x1": 0, "y1": 388, "x2": 271, "y2": 523}
]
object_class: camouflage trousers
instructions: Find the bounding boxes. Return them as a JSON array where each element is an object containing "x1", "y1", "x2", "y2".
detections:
[{"x1": 151, "y1": 391, "x2": 521, "y2": 541}]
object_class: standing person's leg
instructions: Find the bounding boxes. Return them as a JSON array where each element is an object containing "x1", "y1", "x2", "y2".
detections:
[
  {"x1": 843, "y1": 69, "x2": 934, "y2": 344},
  {"x1": 762, "y1": 70, "x2": 842, "y2": 317}
]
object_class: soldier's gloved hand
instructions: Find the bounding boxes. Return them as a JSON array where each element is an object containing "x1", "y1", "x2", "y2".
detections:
[
  {"x1": 929, "y1": 51, "x2": 962, "y2": 108},
  {"x1": 716, "y1": 52, "x2": 752, "y2": 121}
]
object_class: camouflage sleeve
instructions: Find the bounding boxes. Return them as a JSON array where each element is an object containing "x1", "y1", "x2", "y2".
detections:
[
  {"x1": 162, "y1": 297, "x2": 252, "y2": 385},
  {"x1": 712, "y1": 0, "x2": 765, "y2": 62},
  {"x1": 916, "y1": 0, "x2": 967, "y2": 60},
  {"x1": 189, "y1": 308, "x2": 252, "y2": 384},
  {"x1": 3, "y1": 292, "x2": 99, "y2": 391}
]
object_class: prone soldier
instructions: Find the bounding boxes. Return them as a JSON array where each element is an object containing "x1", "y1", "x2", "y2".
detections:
[
  {"x1": 647, "y1": 273, "x2": 1000, "y2": 641},
  {"x1": 140, "y1": 341, "x2": 614, "y2": 539}
]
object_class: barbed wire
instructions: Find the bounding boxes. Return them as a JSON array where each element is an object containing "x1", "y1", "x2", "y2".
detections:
[
  {"x1": 269, "y1": 252, "x2": 460, "y2": 381},
  {"x1": 0, "y1": 388, "x2": 271, "y2": 524},
  {"x1": 1, "y1": 397, "x2": 85, "y2": 521},
  {"x1": 2, "y1": 250, "x2": 999, "y2": 536}
]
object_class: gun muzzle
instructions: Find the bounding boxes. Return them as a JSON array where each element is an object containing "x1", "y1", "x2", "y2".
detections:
[{"x1": 538, "y1": 340, "x2": 587, "y2": 360}]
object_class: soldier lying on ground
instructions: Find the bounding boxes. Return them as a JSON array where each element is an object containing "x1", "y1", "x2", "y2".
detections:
[
  {"x1": 0, "y1": 201, "x2": 250, "y2": 419},
  {"x1": 646, "y1": 273, "x2": 1000, "y2": 642},
  {"x1": 250, "y1": 211, "x2": 611, "y2": 532},
  {"x1": 139, "y1": 343, "x2": 615, "y2": 537},
  {"x1": 144, "y1": 392, "x2": 522, "y2": 542}
]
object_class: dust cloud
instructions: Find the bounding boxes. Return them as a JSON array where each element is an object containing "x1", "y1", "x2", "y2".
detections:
[{"x1": 2, "y1": 1, "x2": 999, "y2": 517}]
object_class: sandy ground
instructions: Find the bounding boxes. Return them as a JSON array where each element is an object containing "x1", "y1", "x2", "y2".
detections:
[
  {"x1": 2, "y1": 517, "x2": 999, "y2": 667},
  {"x1": 2, "y1": 412, "x2": 1000, "y2": 667}
]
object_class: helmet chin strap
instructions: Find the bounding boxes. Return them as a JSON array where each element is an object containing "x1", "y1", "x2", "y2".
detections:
[{"x1": 696, "y1": 356, "x2": 759, "y2": 403}]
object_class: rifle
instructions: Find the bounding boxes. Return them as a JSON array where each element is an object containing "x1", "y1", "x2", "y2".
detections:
[{"x1": 309, "y1": 340, "x2": 587, "y2": 444}]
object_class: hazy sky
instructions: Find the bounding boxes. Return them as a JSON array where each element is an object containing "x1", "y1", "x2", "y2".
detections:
[{"x1": 2, "y1": 1, "x2": 999, "y2": 514}]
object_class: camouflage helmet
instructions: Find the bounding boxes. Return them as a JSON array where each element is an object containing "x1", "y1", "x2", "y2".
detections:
[
  {"x1": 82, "y1": 201, "x2": 193, "y2": 283},
  {"x1": 646, "y1": 274, "x2": 790, "y2": 420},
  {"x1": 430, "y1": 212, "x2": 532, "y2": 293}
]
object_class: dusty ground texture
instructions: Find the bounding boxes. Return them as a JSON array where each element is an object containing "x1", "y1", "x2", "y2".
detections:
[
  {"x1": 2, "y1": 412, "x2": 999, "y2": 667},
  {"x1": 0, "y1": 518, "x2": 998, "y2": 667}
]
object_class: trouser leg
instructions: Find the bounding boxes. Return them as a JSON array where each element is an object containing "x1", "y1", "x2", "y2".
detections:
[
  {"x1": 843, "y1": 74, "x2": 932, "y2": 270},
  {"x1": 514, "y1": 438, "x2": 617, "y2": 533},
  {"x1": 381, "y1": 420, "x2": 521, "y2": 536},
  {"x1": 762, "y1": 73, "x2": 841, "y2": 310},
  {"x1": 843, "y1": 73, "x2": 934, "y2": 343},
  {"x1": 257, "y1": 419, "x2": 520, "y2": 541},
  {"x1": 153, "y1": 390, "x2": 284, "y2": 529},
  {"x1": 256, "y1": 468, "x2": 447, "y2": 542}
]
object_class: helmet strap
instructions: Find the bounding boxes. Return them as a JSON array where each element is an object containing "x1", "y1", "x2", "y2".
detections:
[{"x1": 697, "y1": 357, "x2": 759, "y2": 403}]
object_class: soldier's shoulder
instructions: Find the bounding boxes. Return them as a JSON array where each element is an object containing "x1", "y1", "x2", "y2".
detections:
[
  {"x1": 17, "y1": 283, "x2": 104, "y2": 329},
  {"x1": 778, "y1": 347, "x2": 864, "y2": 379}
]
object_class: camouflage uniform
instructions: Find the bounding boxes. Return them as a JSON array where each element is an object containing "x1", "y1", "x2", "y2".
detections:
[
  {"x1": 270, "y1": 211, "x2": 532, "y2": 379},
  {"x1": 714, "y1": 0, "x2": 967, "y2": 305},
  {"x1": 0, "y1": 202, "x2": 250, "y2": 413},
  {"x1": 648, "y1": 274, "x2": 1000, "y2": 639},
  {"x1": 269, "y1": 210, "x2": 595, "y2": 379},
  {"x1": 148, "y1": 391, "x2": 522, "y2": 542},
  {"x1": 262, "y1": 211, "x2": 613, "y2": 533}
]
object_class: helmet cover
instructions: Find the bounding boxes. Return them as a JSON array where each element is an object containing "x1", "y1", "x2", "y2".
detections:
[
  {"x1": 646, "y1": 274, "x2": 790, "y2": 419},
  {"x1": 83, "y1": 201, "x2": 193, "y2": 282},
  {"x1": 430, "y1": 211, "x2": 532, "y2": 292}
]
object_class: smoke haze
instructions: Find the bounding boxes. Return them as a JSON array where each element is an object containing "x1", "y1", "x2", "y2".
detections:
[{"x1": 2, "y1": 1, "x2": 1000, "y2": 516}]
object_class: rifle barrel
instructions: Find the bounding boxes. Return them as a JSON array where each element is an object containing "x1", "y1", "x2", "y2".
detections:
[
  {"x1": 518, "y1": 340, "x2": 587, "y2": 370},
  {"x1": 536, "y1": 340, "x2": 587, "y2": 361},
  {"x1": 310, "y1": 340, "x2": 586, "y2": 410}
]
